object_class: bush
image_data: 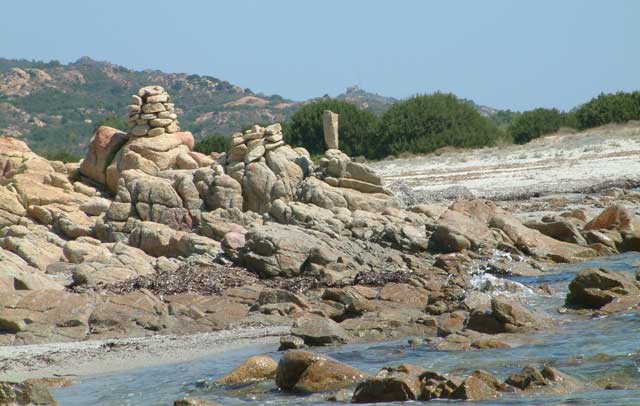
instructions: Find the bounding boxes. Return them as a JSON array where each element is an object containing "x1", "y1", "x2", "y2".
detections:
[
  {"x1": 95, "y1": 115, "x2": 128, "y2": 132},
  {"x1": 41, "y1": 150, "x2": 82, "y2": 163},
  {"x1": 285, "y1": 99, "x2": 378, "y2": 157},
  {"x1": 194, "y1": 134, "x2": 231, "y2": 155},
  {"x1": 575, "y1": 91, "x2": 640, "y2": 130},
  {"x1": 376, "y1": 93, "x2": 502, "y2": 157},
  {"x1": 509, "y1": 108, "x2": 567, "y2": 144}
]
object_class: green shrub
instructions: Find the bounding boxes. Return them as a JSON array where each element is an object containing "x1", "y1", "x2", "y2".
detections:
[
  {"x1": 95, "y1": 115, "x2": 128, "y2": 132},
  {"x1": 41, "y1": 150, "x2": 82, "y2": 163},
  {"x1": 376, "y1": 93, "x2": 502, "y2": 157},
  {"x1": 575, "y1": 91, "x2": 640, "y2": 130},
  {"x1": 285, "y1": 99, "x2": 378, "y2": 157},
  {"x1": 194, "y1": 134, "x2": 231, "y2": 155},
  {"x1": 509, "y1": 108, "x2": 567, "y2": 144}
]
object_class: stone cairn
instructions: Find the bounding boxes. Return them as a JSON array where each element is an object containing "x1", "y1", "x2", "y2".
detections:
[
  {"x1": 127, "y1": 85, "x2": 180, "y2": 137},
  {"x1": 317, "y1": 110, "x2": 391, "y2": 195},
  {"x1": 226, "y1": 123, "x2": 286, "y2": 181}
]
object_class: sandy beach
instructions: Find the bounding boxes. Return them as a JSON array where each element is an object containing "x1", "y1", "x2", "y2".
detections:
[
  {"x1": 373, "y1": 122, "x2": 640, "y2": 200},
  {"x1": 0, "y1": 326, "x2": 288, "y2": 382}
]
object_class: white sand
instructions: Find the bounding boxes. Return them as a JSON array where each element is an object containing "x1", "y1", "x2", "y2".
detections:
[
  {"x1": 0, "y1": 326, "x2": 288, "y2": 382},
  {"x1": 372, "y1": 123, "x2": 640, "y2": 200}
]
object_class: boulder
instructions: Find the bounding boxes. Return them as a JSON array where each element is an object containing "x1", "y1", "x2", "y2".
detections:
[
  {"x1": 239, "y1": 223, "x2": 342, "y2": 278},
  {"x1": 491, "y1": 296, "x2": 540, "y2": 328},
  {"x1": 584, "y1": 204, "x2": 639, "y2": 232},
  {"x1": 449, "y1": 375, "x2": 498, "y2": 401},
  {"x1": 504, "y1": 365, "x2": 582, "y2": 394},
  {"x1": 527, "y1": 219, "x2": 587, "y2": 246},
  {"x1": 566, "y1": 268, "x2": 640, "y2": 309},
  {"x1": 0, "y1": 381, "x2": 57, "y2": 405},
  {"x1": 352, "y1": 364, "x2": 424, "y2": 403},
  {"x1": 217, "y1": 355, "x2": 277, "y2": 385},
  {"x1": 242, "y1": 162, "x2": 277, "y2": 213},
  {"x1": 276, "y1": 350, "x2": 365, "y2": 393},
  {"x1": 490, "y1": 214, "x2": 596, "y2": 262},
  {"x1": 79, "y1": 126, "x2": 128, "y2": 185},
  {"x1": 291, "y1": 314, "x2": 349, "y2": 346}
]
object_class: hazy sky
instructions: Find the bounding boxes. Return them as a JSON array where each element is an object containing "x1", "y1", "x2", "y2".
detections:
[{"x1": 1, "y1": 0, "x2": 638, "y2": 110}]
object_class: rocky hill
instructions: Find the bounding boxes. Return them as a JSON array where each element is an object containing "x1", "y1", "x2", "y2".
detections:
[{"x1": 0, "y1": 57, "x2": 298, "y2": 155}]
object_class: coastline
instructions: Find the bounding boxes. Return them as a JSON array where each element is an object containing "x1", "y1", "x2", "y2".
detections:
[{"x1": 0, "y1": 326, "x2": 288, "y2": 382}]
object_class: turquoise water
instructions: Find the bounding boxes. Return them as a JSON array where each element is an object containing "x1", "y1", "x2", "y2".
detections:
[{"x1": 52, "y1": 253, "x2": 640, "y2": 405}]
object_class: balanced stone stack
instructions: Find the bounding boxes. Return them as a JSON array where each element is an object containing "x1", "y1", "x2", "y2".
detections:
[
  {"x1": 226, "y1": 123, "x2": 286, "y2": 181},
  {"x1": 318, "y1": 149, "x2": 392, "y2": 195},
  {"x1": 127, "y1": 85, "x2": 180, "y2": 137}
]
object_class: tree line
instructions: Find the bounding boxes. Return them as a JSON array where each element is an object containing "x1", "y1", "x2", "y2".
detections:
[{"x1": 189, "y1": 90, "x2": 640, "y2": 159}]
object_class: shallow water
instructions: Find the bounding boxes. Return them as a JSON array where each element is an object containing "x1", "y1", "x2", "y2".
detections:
[{"x1": 52, "y1": 253, "x2": 640, "y2": 406}]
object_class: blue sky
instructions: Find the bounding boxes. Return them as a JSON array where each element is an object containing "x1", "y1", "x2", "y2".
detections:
[{"x1": 1, "y1": 0, "x2": 638, "y2": 111}]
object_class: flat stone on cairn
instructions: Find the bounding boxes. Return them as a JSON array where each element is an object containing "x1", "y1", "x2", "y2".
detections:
[
  {"x1": 323, "y1": 110, "x2": 339, "y2": 150},
  {"x1": 228, "y1": 123, "x2": 285, "y2": 167},
  {"x1": 127, "y1": 85, "x2": 180, "y2": 137}
]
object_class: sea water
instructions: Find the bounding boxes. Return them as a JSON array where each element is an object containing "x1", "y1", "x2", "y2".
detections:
[{"x1": 52, "y1": 253, "x2": 640, "y2": 406}]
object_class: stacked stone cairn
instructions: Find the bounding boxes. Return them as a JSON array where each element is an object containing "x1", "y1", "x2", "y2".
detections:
[
  {"x1": 127, "y1": 86, "x2": 180, "y2": 137},
  {"x1": 225, "y1": 123, "x2": 287, "y2": 182},
  {"x1": 317, "y1": 110, "x2": 392, "y2": 195}
]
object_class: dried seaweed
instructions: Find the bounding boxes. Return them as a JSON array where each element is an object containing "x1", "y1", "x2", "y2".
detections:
[{"x1": 103, "y1": 262, "x2": 259, "y2": 296}]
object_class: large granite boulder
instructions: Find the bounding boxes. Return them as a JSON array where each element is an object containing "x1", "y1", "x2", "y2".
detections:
[
  {"x1": 276, "y1": 350, "x2": 366, "y2": 393},
  {"x1": 80, "y1": 126, "x2": 128, "y2": 185}
]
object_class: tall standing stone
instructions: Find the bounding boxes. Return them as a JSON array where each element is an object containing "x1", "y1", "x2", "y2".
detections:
[{"x1": 323, "y1": 110, "x2": 339, "y2": 150}]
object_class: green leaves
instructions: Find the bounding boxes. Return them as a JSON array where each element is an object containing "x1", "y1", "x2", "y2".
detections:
[
  {"x1": 194, "y1": 134, "x2": 231, "y2": 155},
  {"x1": 509, "y1": 108, "x2": 566, "y2": 144},
  {"x1": 376, "y1": 93, "x2": 502, "y2": 156},
  {"x1": 575, "y1": 91, "x2": 640, "y2": 130},
  {"x1": 285, "y1": 99, "x2": 379, "y2": 157}
]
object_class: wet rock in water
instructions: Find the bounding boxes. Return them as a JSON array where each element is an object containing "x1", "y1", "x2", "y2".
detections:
[
  {"x1": 491, "y1": 295, "x2": 541, "y2": 329},
  {"x1": 352, "y1": 364, "x2": 424, "y2": 403},
  {"x1": 276, "y1": 350, "x2": 366, "y2": 393},
  {"x1": 505, "y1": 365, "x2": 546, "y2": 389},
  {"x1": 471, "y1": 338, "x2": 511, "y2": 349},
  {"x1": 566, "y1": 268, "x2": 640, "y2": 309},
  {"x1": 23, "y1": 377, "x2": 74, "y2": 388},
  {"x1": 504, "y1": 365, "x2": 582, "y2": 394},
  {"x1": 294, "y1": 358, "x2": 367, "y2": 393},
  {"x1": 449, "y1": 375, "x2": 498, "y2": 401},
  {"x1": 217, "y1": 355, "x2": 278, "y2": 385},
  {"x1": 326, "y1": 388, "x2": 353, "y2": 402},
  {"x1": 173, "y1": 398, "x2": 218, "y2": 406},
  {"x1": 465, "y1": 295, "x2": 542, "y2": 334},
  {"x1": 419, "y1": 369, "x2": 506, "y2": 401},
  {"x1": 291, "y1": 314, "x2": 349, "y2": 346},
  {"x1": 278, "y1": 334, "x2": 305, "y2": 351},
  {"x1": 0, "y1": 381, "x2": 57, "y2": 405}
]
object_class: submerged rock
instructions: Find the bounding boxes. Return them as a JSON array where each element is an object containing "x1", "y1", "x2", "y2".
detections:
[
  {"x1": 0, "y1": 381, "x2": 57, "y2": 405},
  {"x1": 173, "y1": 398, "x2": 217, "y2": 406},
  {"x1": 504, "y1": 365, "x2": 582, "y2": 394}
]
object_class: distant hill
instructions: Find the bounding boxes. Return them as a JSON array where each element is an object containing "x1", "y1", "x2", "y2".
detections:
[
  {"x1": 0, "y1": 57, "x2": 299, "y2": 154},
  {"x1": 0, "y1": 57, "x2": 509, "y2": 155}
]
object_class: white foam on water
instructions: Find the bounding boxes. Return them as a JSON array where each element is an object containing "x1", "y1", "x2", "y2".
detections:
[{"x1": 468, "y1": 249, "x2": 536, "y2": 297}]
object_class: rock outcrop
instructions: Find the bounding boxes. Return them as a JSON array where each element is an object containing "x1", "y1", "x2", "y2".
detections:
[
  {"x1": 566, "y1": 268, "x2": 640, "y2": 311},
  {"x1": 1, "y1": 84, "x2": 639, "y2": 348}
]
